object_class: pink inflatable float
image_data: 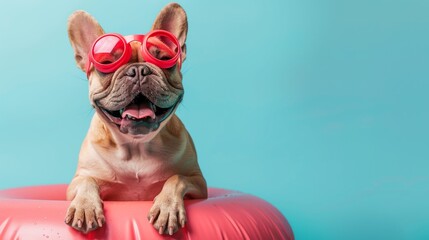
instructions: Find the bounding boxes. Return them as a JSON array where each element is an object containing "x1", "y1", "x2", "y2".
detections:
[{"x1": 0, "y1": 184, "x2": 293, "y2": 239}]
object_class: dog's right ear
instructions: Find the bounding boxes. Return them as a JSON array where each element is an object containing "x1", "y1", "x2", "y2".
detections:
[{"x1": 68, "y1": 11, "x2": 104, "y2": 72}]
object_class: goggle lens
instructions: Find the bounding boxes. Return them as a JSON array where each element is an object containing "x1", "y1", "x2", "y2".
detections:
[
  {"x1": 143, "y1": 31, "x2": 181, "y2": 69},
  {"x1": 147, "y1": 35, "x2": 177, "y2": 61},
  {"x1": 93, "y1": 35, "x2": 125, "y2": 64},
  {"x1": 89, "y1": 35, "x2": 128, "y2": 74}
]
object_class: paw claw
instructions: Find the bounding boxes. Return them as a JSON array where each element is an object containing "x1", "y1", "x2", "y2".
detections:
[
  {"x1": 148, "y1": 215, "x2": 154, "y2": 224},
  {"x1": 97, "y1": 218, "x2": 104, "y2": 227},
  {"x1": 65, "y1": 196, "x2": 105, "y2": 233},
  {"x1": 77, "y1": 220, "x2": 83, "y2": 228}
]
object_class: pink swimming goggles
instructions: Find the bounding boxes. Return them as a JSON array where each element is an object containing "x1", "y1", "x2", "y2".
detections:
[{"x1": 86, "y1": 30, "x2": 182, "y2": 77}]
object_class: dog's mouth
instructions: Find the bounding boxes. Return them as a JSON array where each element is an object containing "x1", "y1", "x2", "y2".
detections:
[{"x1": 98, "y1": 94, "x2": 182, "y2": 134}]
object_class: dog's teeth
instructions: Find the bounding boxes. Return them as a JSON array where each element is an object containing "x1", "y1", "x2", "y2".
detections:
[
  {"x1": 119, "y1": 109, "x2": 124, "y2": 116},
  {"x1": 126, "y1": 115, "x2": 137, "y2": 121}
]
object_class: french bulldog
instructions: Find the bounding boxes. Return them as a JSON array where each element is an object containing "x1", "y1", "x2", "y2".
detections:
[{"x1": 64, "y1": 3, "x2": 207, "y2": 235}]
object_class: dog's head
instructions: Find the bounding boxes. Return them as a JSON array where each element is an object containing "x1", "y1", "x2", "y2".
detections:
[{"x1": 68, "y1": 3, "x2": 187, "y2": 137}]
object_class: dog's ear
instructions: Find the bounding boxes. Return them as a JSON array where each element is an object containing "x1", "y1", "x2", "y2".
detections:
[
  {"x1": 68, "y1": 11, "x2": 104, "y2": 72},
  {"x1": 152, "y1": 3, "x2": 188, "y2": 62}
]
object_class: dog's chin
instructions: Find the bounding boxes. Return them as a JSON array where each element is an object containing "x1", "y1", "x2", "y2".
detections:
[
  {"x1": 96, "y1": 94, "x2": 181, "y2": 136},
  {"x1": 117, "y1": 118, "x2": 160, "y2": 135}
]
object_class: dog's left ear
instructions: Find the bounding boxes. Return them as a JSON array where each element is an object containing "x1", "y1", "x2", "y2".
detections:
[{"x1": 152, "y1": 3, "x2": 188, "y2": 62}]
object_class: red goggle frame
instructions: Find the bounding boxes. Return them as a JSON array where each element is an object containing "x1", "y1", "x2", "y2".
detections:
[{"x1": 86, "y1": 30, "x2": 182, "y2": 78}]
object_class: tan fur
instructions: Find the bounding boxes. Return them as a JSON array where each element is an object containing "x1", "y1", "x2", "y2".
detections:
[
  {"x1": 64, "y1": 3, "x2": 207, "y2": 235},
  {"x1": 92, "y1": 118, "x2": 117, "y2": 149}
]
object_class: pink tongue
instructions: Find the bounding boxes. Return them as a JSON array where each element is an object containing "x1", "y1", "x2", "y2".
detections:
[{"x1": 121, "y1": 103, "x2": 156, "y2": 120}]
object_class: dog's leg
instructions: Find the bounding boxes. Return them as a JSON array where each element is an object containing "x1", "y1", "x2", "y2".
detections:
[
  {"x1": 65, "y1": 176, "x2": 105, "y2": 233},
  {"x1": 148, "y1": 174, "x2": 207, "y2": 235}
]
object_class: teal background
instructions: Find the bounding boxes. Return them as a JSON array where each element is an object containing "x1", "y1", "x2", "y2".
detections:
[{"x1": 1, "y1": 1, "x2": 428, "y2": 239}]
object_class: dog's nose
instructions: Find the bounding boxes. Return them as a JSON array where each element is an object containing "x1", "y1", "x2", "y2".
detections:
[{"x1": 125, "y1": 65, "x2": 152, "y2": 80}]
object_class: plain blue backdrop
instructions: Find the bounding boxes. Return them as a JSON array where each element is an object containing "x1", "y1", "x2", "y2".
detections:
[{"x1": 1, "y1": 1, "x2": 428, "y2": 239}]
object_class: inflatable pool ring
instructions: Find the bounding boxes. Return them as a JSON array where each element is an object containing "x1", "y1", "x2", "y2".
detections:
[{"x1": 0, "y1": 184, "x2": 293, "y2": 239}]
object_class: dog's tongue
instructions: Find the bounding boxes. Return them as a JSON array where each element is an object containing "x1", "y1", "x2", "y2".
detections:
[{"x1": 121, "y1": 102, "x2": 156, "y2": 120}]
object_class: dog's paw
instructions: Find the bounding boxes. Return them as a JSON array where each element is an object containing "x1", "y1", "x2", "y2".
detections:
[
  {"x1": 147, "y1": 194, "x2": 186, "y2": 235},
  {"x1": 65, "y1": 196, "x2": 105, "y2": 233}
]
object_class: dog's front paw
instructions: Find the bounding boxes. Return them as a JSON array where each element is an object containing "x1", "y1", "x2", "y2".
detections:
[
  {"x1": 65, "y1": 196, "x2": 105, "y2": 233},
  {"x1": 148, "y1": 194, "x2": 187, "y2": 235}
]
